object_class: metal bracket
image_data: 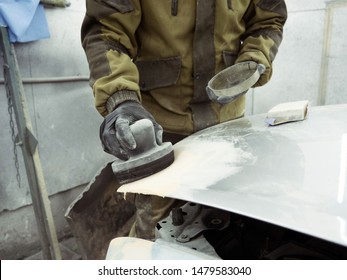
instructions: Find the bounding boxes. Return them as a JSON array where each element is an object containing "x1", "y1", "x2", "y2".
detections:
[
  {"x1": 25, "y1": 127, "x2": 38, "y2": 155},
  {"x1": 156, "y1": 202, "x2": 230, "y2": 258},
  {"x1": 174, "y1": 204, "x2": 230, "y2": 243}
]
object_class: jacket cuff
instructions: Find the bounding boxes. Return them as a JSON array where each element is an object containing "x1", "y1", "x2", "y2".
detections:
[{"x1": 106, "y1": 90, "x2": 140, "y2": 114}]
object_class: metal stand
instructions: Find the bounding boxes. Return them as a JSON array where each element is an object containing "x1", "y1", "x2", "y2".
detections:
[{"x1": 0, "y1": 27, "x2": 62, "y2": 259}]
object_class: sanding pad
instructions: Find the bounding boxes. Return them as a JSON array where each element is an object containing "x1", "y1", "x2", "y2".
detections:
[{"x1": 112, "y1": 119, "x2": 174, "y2": 184}]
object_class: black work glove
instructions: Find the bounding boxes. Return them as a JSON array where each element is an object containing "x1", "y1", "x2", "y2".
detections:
[{"x1": 100, "y1": 101, "x2": 163, "y2": 160}]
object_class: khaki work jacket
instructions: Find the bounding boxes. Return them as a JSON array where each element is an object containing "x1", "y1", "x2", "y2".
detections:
[{"x1": 82, "y1": 0, "x2": 287, "y2": 135}]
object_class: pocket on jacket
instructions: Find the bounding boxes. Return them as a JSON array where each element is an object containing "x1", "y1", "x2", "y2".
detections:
[
  {"x1": 222, "y1": 50, "x2": 237, "y2": 67},
  {"x1": 135, "y1": 57, "x2": 182, "y2": 91}
]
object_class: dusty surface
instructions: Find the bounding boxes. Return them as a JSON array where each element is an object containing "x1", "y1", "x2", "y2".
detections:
[{"x1": 119, "y1": 137, "x2": 255, "y2": 198}]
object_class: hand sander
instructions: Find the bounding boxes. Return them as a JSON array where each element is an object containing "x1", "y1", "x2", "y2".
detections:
[{"x1": 111, "y1": 119, "x2": 174, "y2": 184}]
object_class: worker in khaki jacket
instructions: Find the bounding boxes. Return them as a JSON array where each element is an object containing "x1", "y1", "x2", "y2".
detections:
[{"x1": 82, "y1": 0, "x2": 287, "y2": 240}]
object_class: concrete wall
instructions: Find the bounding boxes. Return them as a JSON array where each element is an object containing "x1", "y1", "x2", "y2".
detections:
[
  {"x1": 1, "y1": 0, "x2": 347, "y2": 259},
  {"x1": 0, "y1": 0, "x2": 113, "y2": 259},
  {"x1": 0, "y1": 0, "x2": 113, "y2": 212}
]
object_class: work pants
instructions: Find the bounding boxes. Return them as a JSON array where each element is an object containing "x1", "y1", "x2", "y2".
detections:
[{"x1": 128, "y1": 132, "x2": 187, "y2": 240}]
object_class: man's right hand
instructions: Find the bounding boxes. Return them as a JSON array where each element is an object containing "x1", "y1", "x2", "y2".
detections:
[{"x1": 100, "y1": 101, "x2": 163, "y2": 160}]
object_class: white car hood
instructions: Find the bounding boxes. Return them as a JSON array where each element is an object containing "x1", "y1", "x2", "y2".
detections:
[{"x1": 118, "y1": 104, "x2": 347, "y2": 247}]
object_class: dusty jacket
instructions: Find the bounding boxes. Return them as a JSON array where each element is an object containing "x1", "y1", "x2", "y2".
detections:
[{"x1": 82, "y1": 0, "x2": 287, "y2": 135}]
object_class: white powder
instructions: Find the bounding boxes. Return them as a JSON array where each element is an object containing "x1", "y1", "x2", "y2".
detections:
[{"x1": 119, "y1": 138, "x2": 256, "y2": 197}]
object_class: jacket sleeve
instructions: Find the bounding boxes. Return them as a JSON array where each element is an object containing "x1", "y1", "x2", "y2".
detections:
[
  {"x1": 235, "y1": 0, "x2": 287, "y2": 87},
  {"x1": 81, "y1": 0, "x2": 142, "y2": 116}
]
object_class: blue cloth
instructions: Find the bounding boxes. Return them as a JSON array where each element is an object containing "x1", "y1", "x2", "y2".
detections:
[{"x1": 0, "y1": 0, "x2": 50, "y2": 42}]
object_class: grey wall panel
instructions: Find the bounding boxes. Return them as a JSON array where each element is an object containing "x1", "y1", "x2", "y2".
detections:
[
  {"x1": 287, "y1": 0, "x2": 326, "y2": 11},
  {"x1": 0, "y1": 85, "x2": 31, "y2": 210},
  {"x1": 24, "y1": 82, "x2": 114, "y2": 195},
  {"x1": 325, "y1": 6, "x2": 347, "y2": 105},
  {"x1": 0, "y1": 2, "x2": 114, "y2": 211},
  {"x1": 250, "y1": 1, "x2": 347, "y2": 114},
  {"x1": 251, "y1": 9, "x2": 326, "y2": 114}
]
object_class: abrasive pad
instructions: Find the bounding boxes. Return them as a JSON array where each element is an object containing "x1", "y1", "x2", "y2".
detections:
[
  {"x1": 265, "y1": 100, "x2": 309, "y2": 126},
  {"x1": 112, "y1": 119, "x2": 174, "y2": 184}
]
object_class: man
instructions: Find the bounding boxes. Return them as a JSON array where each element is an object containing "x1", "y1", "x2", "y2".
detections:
[{"x1": 81, "y1": 0, "x2": 287, "y2": 240}]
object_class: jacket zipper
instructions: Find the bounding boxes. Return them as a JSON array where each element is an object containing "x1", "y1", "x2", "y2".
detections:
[
  {"x1": 227, "y1": 0, "x2": 233, "y2": 10},
  {"x1": 171, "y1": 0, "x2": 178, "y2": 16}
]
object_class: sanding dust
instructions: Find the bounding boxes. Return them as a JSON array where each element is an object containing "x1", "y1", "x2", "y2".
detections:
[{"x1": 118, "y1": 138, "x2": 256, "y2": 197}]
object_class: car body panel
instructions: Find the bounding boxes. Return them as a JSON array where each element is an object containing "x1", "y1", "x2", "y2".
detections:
[{"x1": 118, "y1": 104, "x2": 347, "y2": 248}]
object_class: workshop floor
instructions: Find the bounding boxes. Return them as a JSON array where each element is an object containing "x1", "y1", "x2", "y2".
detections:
[{"x1": 25, "y1": 236, "x2": 82, "y2": 260}]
